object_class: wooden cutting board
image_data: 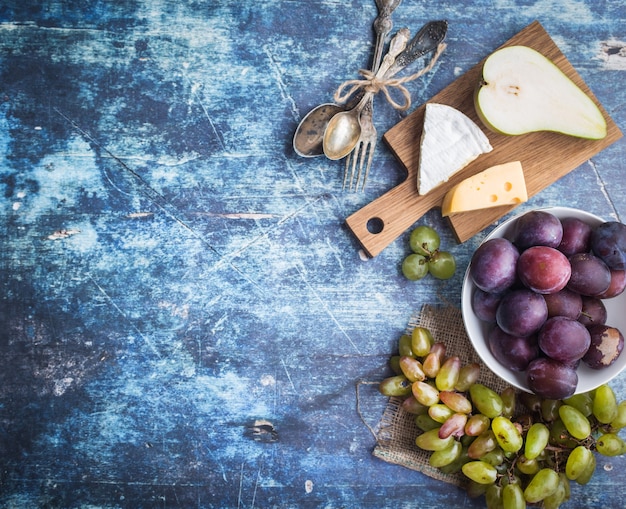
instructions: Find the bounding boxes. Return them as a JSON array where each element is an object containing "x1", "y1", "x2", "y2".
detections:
[{"x1": 345, "y1": 21, "x2": 623, "y2": 257}]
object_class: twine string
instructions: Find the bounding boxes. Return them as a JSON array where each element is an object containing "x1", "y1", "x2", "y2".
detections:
[{"x1": 333, "y1": 42, "x2": 447, "y2": 112}]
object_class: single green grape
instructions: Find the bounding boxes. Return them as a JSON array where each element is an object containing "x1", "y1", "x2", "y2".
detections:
[
  {"x1": 461, "y1": 460, "x2": 498, "y2": 485},
  {"x1": 435, "y1": 356, "x2": 461, "y2": 391},
  {"x1": 565, "y1": 445, "x2": 593, "y2": 480},
  {"x1": 402, "y1": 253, "x2": 429, "y2": 280},
  {"x1": 415, "y1": 413, "x2": 441, "y2": 432},
  {"x1": 429, "y1": 440, "x2": 462, "y2": 468},
  {"x1": 564, "y1": 392, "x2": 593, "y2": 417},
  {"x1": 492, "y1": 416, "x2": 523, "y2": 453},
  {"x1": 525, "y1": 422, "x2": 549, "y2": 460},
  {"x1": 378, "y1": 375, "x2": 412, "y2": 397},
  {"x1": 610, "y1": 400, "x2": 626, "y2": 431},
  {"x1": 399, "y1": 356, "x2": 426, "y2": 382},
  {"x1": 428, "y1": 250, "x2": 456, "y2": 280},
  {"x1": 469, "y1": 383, "x2": 504, "y2": 418},
  {"x1": 502, "y1": 482, "x2": 525, "y2": 509},
  {"x1": 455, "y1": 362, "x2": 480, "y2": 392},
  {"x1": 523, "y1": 468, "x2": 560, "y2": 503},
  {"x1": 415, "y1": 427, "x2": 454, "y2": 451},
  {"x1": 593, "y1": 384, "x2": 618, "y2": 424},
  {"x1": 409, "y1": 225, "x2": 440, "y2": 256},
  {"x1": 411, "y1": 326, "x2": 433, "y2": 357},
  {"x1": 574, "y1": 451, "x2": 596, "y2": 485},
  {"x1": 596, "y1": 432, "x2": 626, "y2": 456},
  {"x1": 467, "y1": 430, "x2": 498, "y2": 459},
  {"x1": 558, "y1": 404, "x2": 591, "y2": 440}
]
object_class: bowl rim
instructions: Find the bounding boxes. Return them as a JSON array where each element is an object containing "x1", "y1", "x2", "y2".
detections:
[{"x1": 461, "y1": 206, "x2": 625, "y2": 394}]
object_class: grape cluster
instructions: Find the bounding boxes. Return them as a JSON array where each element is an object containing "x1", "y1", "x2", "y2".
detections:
[
  {"x1": 470, "y1": 211, "x2": 626, "y2": 399},
  {"x1": 402, "y1": 225, "x2": 456, "y2": 281},
  {"x1": 379, "y1": 326, "x2": 626, "y2": 508}
]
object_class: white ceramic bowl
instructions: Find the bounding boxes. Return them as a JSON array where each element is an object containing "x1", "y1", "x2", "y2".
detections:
[{"x1": 461, "y1": 206, "x2": 626, "y2": 394}]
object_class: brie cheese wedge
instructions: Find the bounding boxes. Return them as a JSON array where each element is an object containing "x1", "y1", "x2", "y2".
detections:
[{"x1": 417, "y1": 103, "x2": 493, "y2": 195}]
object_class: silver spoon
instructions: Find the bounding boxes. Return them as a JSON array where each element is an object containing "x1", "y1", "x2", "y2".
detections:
[
  {"x1": 322, "y1": 29, "x2": 409, "y2": 161},
  {"x1": 292, "y1": 0, "x2": 402, "y2": 158}
]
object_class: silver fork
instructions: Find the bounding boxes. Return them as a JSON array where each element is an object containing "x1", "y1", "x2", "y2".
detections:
[{"x1": 344, "y1": 100, "x2": 377, "y2": 191}]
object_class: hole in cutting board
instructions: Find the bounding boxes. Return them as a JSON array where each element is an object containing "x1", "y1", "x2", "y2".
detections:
[{"x1": 366, "y1": 217, "x2": 384, "y2": 234}]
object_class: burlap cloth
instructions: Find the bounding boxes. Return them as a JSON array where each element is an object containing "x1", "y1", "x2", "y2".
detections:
[{"x1": 372, "y1": 304, "x2": 513, "y2": 486}]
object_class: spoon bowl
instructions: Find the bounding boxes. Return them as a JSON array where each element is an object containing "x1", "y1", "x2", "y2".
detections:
[{"x1": 293, "y1": 103, "x2": 345, "y2": 157}]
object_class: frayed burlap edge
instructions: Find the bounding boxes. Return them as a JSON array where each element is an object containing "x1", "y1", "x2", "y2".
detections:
[{"x1": 372, "y1": 304, "x2": 513, "y2": 486}]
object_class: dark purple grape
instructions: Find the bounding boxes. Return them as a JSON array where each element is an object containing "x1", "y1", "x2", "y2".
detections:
[
  {"x1": 591, "y1": 221, "x2": 626, "y2": 270},
  {"x1": 517, "y1": 246, "x2": 571, "y2": 294},
  {"x1": 558, "y1": 217, "x2": 592, "y2": 256},
  {"x1": 543, "y1": 289, "x2": 582, "y2": 319},
  {"x1": 567, "y1": 252, "x2": 611, "y2": 296},
  {"x1": 488, "y1": 326, "x2": 539, "y2": 371},
  {"x1": 513, "y1": 210, "x2": 563, "y2": 250},
  {"x1": 496, "y1": 289, "x2": 548, "y2": 337},
  {"x1": 526, "y1": 357, "x2": 578, "y2": 399},
  {"x1": 578, "y1": 296, "x2": 607, "y2": 326},
  {"x1": 470, "y1": 238, "x2": 520, "y2": 294},
  {"x1": 538, "y1": 316, "x2": 591, "y2": 364},
  {"x1": 582, "y1": 325, "x2": 624, "y2": 369},
  {"x1": 472, "y1": 289, "x2": 503, "y2": 323},
  {"x1": 596, "y1": 269, "x2": 626, "y2": 299}
]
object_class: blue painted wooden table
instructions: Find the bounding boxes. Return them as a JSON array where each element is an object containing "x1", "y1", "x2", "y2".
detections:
[{"x1": 1, "y1": 1, "x2": 625, "y2": 507}]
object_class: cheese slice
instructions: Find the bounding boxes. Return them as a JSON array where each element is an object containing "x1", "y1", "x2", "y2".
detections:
[
  {"x1": 441, "y1": 161, "x2": 528, "y2": 217},
  {"x1": 418, "y1": 103, "x2": 493, "y2": 195}
]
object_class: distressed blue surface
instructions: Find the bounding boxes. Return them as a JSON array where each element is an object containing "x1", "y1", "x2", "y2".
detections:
[{"x1": 0, "y1": 1, "x2": 625, "y2": 507}]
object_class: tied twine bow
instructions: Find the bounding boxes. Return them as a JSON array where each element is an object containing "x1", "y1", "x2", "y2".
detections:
[{"x1": 333, "y1": 42, "x2": 447, "y2": 111}]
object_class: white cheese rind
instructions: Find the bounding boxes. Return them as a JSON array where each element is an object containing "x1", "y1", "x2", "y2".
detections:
[{"x1": 418, "y1": 103, "x2": 493, "y2": 195}]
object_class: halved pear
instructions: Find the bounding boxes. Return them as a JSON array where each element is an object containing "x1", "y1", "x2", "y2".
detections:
[{"x1": 474, "y1": 45, "x2": 607, "y2": 139}]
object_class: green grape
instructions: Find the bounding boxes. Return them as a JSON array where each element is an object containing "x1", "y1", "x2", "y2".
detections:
[
  {"x1": 415, "y1": 428, "x2": 454, "y2": 451},
  {"x1": 502, "y1": 482, "x2": 525, "y2": 509},
  {"x1": 438, "y1": 412, "x2": 468, "y2": 439},
  {"x1": 436, "y1": 356, "x2": 461, "y2": 391},
  {"x1": 455, "y1": 362, "x2": 480, "y2": 392},
  {"x1": 558, "y1": 404, "x2": 591, "y2": 440},
  {"x1": 378, "y1": 375, "x2": 412, "y2": 397},
  {"x1": 401, "y1": 395, "x2": 429, "y2": 415},
  {"x1": 412, "y1": 380, "x2": 440, "y2": 407},
  {"x1": 492, "y1": 416, "x2": 523, "y2": 453},
  {"x1": 415, "y1": 413, "x2": 441, "y2": 432},
  {"x1": 440, "y1": 390, "x2": 472, "y2": 414},
  {"x1": 565, "y1": 445, "x2": 593, "y2": 480},
  {"x1": 439, "y1": 445, "x2": 470, "y2": 474},
  {"x1": 480, "y1": 447, "x2": 505, "y2": 467},
  {"x1": 429, "y1": 403, "x2": 454, "y2": 423},
  {"x1": 465, "y1": 414, "x2": 490, "y2": 436},
  {"x1": 485, "y1": 484, "x2": 504, "y2": 509},
  {"x1": 409, "y1": 225, "x2": 440, "y2": 256},
  {"x1": 593, "y1": 384, "x2": 618, "y2": 424},
  {"x1": 516, "y1": 454, "x2": 540, "y2": 475},
  {"x1": 470, "y1": 384, "x2": 504, "y2": 418},
  {"x1": 610, "y1": 400, "x2": 626, "y2": 431},
  {"x1": 542, "y1": 473, "x2": 569, "y2": 509},
  {"x1": 389, "y1": 355, "x2": 402, "y2": 375},
  {"x1": 500, "y1": 387, "x2": 516, "y2": 419},
  {"x1": 462, "y1": 460, "x2": 498, "y2": 485},
  {"x1": 595, "y1": 432, "x2": 626, "y2": 456},
  {"x1": 428, "y1": 250, "x2": 456, "y2": 280},
  {"x1": 411, "y1": 326, "x2": 433, "y2": 357},
  {"x1": 429, "y1": 440, "x2": 462, "y2": 468},
  {"x1": 564, "y1": 392, "x2": 593, "y2": 417},
  {"x1": 523, "y1": 468, "x2": 560, "y2": 503},
  {"x1": 574, "y1": 450, "x2": 596, "y2": 485},
  {"x1": 525, "y1": 422, "x2": 549, "y2": 460},
  {"x1": 402, "y1": 253, "x2": 429, "y2": 280},
  {"x1": 541, "y1": 399, "x2": 562, "y2": 422},
  {"x1": 399, "y1": 356, "x2": 426, "y2": 382},
  {"x1": 398, "y1": 334, "x2": 414, "y2": 357},
  {"x1": 468, "y1": 430, "x2": 498, "y2": 459}
]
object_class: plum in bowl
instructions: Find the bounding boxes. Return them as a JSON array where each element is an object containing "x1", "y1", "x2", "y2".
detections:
[{"x1": 461, "y1": 207, "x2": 626, "y2": 398}]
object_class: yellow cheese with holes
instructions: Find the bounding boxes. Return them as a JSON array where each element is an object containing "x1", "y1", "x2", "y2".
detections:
[{"x1": 441, "y1": 161, "x2": 528, "y2": 217}]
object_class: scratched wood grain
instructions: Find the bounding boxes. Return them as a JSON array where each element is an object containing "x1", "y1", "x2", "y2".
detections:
[{"x1": 0, "y1": 1, "x2": 624, "y2": 508}]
